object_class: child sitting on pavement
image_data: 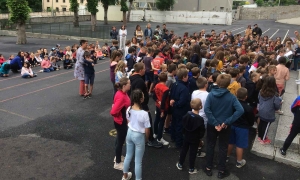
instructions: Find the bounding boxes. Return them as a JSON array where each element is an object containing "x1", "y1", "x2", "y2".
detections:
[
  {"x1": 21, "y1": 62, "x2": 37, "y2": 78},
  {"x1": 41, "y1": 55, "x2": 54, "y2": 72},
  {"x1": 50, "y1": 57, "x2": 60, "y2": 71},
  {"x1": 227, "y1": 87, "x2": 255, "y2": 168},
  {"x1": 176, "y1": 98, "x2": 206, "y2": 174},
  {"x1": 0, "y1": 61, "x2": 10, "y2": 77},
  {"x1": 63, "y1": 54, "x2": 73, "y2": 69}
]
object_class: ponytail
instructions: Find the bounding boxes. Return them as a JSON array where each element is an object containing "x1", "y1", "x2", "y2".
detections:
[{"x1": 115, "y1": 77, "x2": 129, "y2": 90}]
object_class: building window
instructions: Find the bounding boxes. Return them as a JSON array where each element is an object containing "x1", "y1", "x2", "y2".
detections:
[
  {"x1": 220, "y1": 7, "x2": 224, "y2": 11},
  {"x1": 56, "y1": 0, "x2": 58, "y2": 2},
  {"x1": 47, "y1": 7, "x2": 51, "y2": 11},
  {"x1": 47, "y1": 0, "x2": 49, "y2": 2},
  {"x1": 63, "y1": 0, "x2": 65, "y2": 2},
  {"x1": 62, "y1": 8, "x2": 67, "y2": 11},
  {"x1": 56, "y1": 7, "x2": 59, "y2": 12}
]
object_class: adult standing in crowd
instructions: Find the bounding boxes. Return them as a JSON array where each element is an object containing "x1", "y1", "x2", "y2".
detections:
[
  {"x1": 252, "y1": 24, "x2": 262, "y2": 39},
  {"x1": 110, "y1": 26, "x2": 118, "y2": 40},
  {"x1": 135, "y1": 25, "x2": 144, "y2": 42},
  {"x1": 119, "y1": 25, "x2": 127, "y2": 50},
  {"x1": 144, "y1": 23, "x2": 153, "y2": 40},
  {"x1": 10, "y1": 51, "x2": 24, "y2": 73},
  {"x1": 245, "y1": 25, "x2": 252, "y2": 39},
  {"x1": 74, "y1": 39, "x2": 88, "y2": 96}
]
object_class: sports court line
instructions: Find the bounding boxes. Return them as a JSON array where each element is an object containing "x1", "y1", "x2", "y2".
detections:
[
  {"x1": 236, "y1": 29, "x2": 245, "y2": 34},
  {"x1": 270, "y1": 29, "x2": 279, "y2": 39},
  {"x1": 231, "y1": 27, "x2": 244, "y2": 32},
  {"x1": 0, "y1": 60, "x2": 109, "y2": 91},
  {"x1": 0, "y1": 59, "x2": 109, "y2": 83},
  {"x1": 262, "y1": 28, "x2": 270, "y2": 35},
  {"x1": 282, "y1": 30, "x2": 290, "y2": 44},
  {"x1": 0, "y1": 108, "x2": 34, "y2": 120},
  {"x1": 0, "y1": 68, "x2": 109, "y2": 103}
]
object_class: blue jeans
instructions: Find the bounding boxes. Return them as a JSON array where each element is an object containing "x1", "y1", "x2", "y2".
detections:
[
  {"x1": 22, "y1": 73, "x2": 37, "y2": 78},
  {"x1": 123, "y1": 128, "x2": 145, "y2": 180},
  {"x1": 294, "y1": 57, "x2": 300, "y2": 71},
  {"x1": 154, "y1": 106, "x2": 167, "y2": 140},
  {"x1": 43, "y1": 67, "x2": 54, "y2": 72}
]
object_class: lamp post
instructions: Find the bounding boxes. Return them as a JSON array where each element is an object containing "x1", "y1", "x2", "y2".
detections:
[{"x1": 51, "y1": 0, "x2": 54, "y2": 16}]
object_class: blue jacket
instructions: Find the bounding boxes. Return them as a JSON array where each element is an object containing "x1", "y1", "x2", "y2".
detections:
[
  {"x1": 144, "y1": 28, "x2": 153, "y2": 38},
  {"x1": 10, "y1": 56, "x2": 22, "y2": 69},
  {"x1": 0, "y1": 62, "x2": 10, "y2": 74},
  {"x1": 258, "y1": 93, "x2": 281, "y2": 122},
  {"x1": 170, "y1": 80, "x2": 191, "y2": 115},
  {"x1": 204, "y1": 88, "x2": 244, "y2": 126}
]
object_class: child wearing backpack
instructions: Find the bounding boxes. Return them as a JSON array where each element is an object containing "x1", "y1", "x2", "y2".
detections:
[{"x1": 257, "y1": 76, "x2": 282, "y2": 144}]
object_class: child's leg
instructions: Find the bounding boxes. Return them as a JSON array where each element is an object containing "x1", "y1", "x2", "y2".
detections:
[
  {"x1": 179, "y1": 140, "x2": 189, "y2": 165},
  {"x1": 189, "y1": 141, "x2": 199, "y2": 169},
  {"x1": 236, "y1": 147, "x2": 244, "y2": 161},
  {"x1": 227, "y1": 144, "x2": 234, "y2": 157},
  {"x1": 206, "y1": 124, "x2": 219, "y2": 170},
  {"x1": 84, "y1": 84, "x2": 89, "y2": 95},
  {"x1": 258, "y1": 120, "x2": 271, "y2": 140},
  {"x1": 89, "y1": 75, "x2": 95, "y2": 95},
  {"x1": 227, "y1": 126, "x2": 236, "y2": 157},
  {"x1": 89, "y1": 84, "x2": 93, "y2": 95},
  {"x1": 217, "y1": 127, "x2": 231, "y2": 172},
  {"x1": 282, "y1": 125, "x2": 300, "y2": 152},
  {"x1": 153, "y1": 107, "x2": 160, "y2": 136}
]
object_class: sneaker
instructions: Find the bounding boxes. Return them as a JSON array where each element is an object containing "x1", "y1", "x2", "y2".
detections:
[
  {"x1": 163, "y1": 128, "x2": 170, "y2": 134},
  {"x1": 83, "y1": 95, "x2": 88, "y2": 99},
  {"x1": 226, "y1": 156, "x2": 230, "y2": 163},
  {"x1": 189, "y1": 168, "x2": 198, "y2": 174},
  {"x1": 218, "y1": 170, "x2": 230, "y2": 179},
  {"x1": 114, "y1": 156, "x2": 125, "y2": 163},
  {"x1": 121, "y1": 172, "x2": 132, "y2": 180},
  {"x1": 153, "y1": 134, "x2": 157, "y2": 139},
  {"x1": 147, "y1": 140, "x2": 163, "y2": 148},
  {"x1": 158, "y1": 138, "x2": 169, "y2": 145},
  {"x1": 236, "y1": 159, "x2": 246, "y2": 168},
  {"x1": 176, "y1": 162, "x2": 183, "y2": 170},
  {"x1": 280, "y1": 148, "x2": 286, "y2": 157},
  {"x1": 257, "y1": 137, "x2": 263, "y2": 142},
  {"x1": 276, "y1": 110, "x2": 284, "y2": 115},
  {"x1": 260, "y1": 139, "x2": 271, "y2": 145},
  {"x1": 114, "y1": 162, "x2": 124, "y2": 170},
  {"x1": 203, "y1": 167, "x2": 212, "y2": 176},
  {"x1": 197, "y1": 151, "x2": 206, "y2": 158}
]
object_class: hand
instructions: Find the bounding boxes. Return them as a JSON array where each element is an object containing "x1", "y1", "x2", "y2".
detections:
[
  {"x1": 160, "y1": 112, "x2": 164, "y2": 118},
  {"x1": 170, "y1": 100, "x2": 175, "y2": 107},
  {"x1": 221, "y1": 123, "x2": 227, "y2": 129},
  {"x1": 215, "y1": 125, "x2": 222, "y2": 131}
]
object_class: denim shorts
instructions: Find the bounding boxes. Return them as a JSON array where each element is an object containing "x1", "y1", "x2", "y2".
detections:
[
  {"x1": 84, "y1": 74, "x2": 95, "y2": 85},
  {"x1": 229, "y1": 125, "x2": 249, "y2": 148}
]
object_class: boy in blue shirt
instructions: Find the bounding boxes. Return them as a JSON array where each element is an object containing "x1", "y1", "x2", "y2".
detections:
[
  {"x1": 83, "y1": 51, "x2": 95, "y2": 99},
  {"x1": 204, "y1": 74, "x2": 244, "y2": 179}
]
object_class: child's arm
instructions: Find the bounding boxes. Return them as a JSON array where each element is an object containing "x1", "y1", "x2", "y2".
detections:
[
  {"x1": 285, "y1": 69, "x2": 290, "y2": 81},
  {"x1": 224, "y1": 97, "x2": 244, "y2": 125},
  {"x1": 160, "y1": 90, "x2": 170, "y2": 114},
  {"x1": 173, "y1": 89, "x2": 189, "y2": 108},
  {"x1": 274, "y1": 96, "x2": 282, "y2": 111},
  {"x1": 204, "y1": 95, "x2": 219, "y2": 126},
  {"x1": 110, "y1": 94, "x2": 124, "y2": 117},
  {"x1": 198, "y1": 122, "x2": 206, "y2": 139}
]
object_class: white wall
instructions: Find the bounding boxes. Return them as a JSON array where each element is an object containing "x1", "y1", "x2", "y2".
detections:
[
  {"x1": 96, "y1": 5, "x2": 123, "y2": 21},
  {"x1": 129, "y1": 10, "x2": 232, "y2": 25}
]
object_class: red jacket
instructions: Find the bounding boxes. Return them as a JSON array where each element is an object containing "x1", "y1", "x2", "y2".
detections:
[
  {"x1": 154, "y1": 83, "x2": 169, "y2": 112},
  {"x1": 110, "y1": 90, "x2": 131, "y2": 124},
  {"x1": 0, "y1": 57, "x2": 5, "y2": 64}
]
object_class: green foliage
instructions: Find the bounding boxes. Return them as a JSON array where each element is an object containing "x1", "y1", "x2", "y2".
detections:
[
  {"x1": 87, "y1": 0, "x2": 99, "y2": 15},
  {"x1": 156, "y1": 0, "x2": 175, "y2": 11},
  {"x1": 27, "y1": 0, "x2": 42, "y2": 12},
  {"x1": 100, "y1": 0, "x2": 116, "y2": 8},
  {"x1": 275, "y1": 0, "x2": 298, "y2": 5},
  {"x1": 255, "y1": 0, "x2": 263, "y2": 6},
  {"x1": 70, "y1": 0, "x2": 79, "y2": 12},
  {"x1": 7, "y1": 0, "x2": 31, "y2": 23},
  {"x1": 120, "y1": 0, "x2": 128, "y2": 12}
]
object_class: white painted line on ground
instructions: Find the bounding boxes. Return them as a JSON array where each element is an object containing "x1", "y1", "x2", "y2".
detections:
[
  {"x1": 231, "y1": 27, "x2": 244, "y2": 32},
  {"x1": 282, "y1": 30, "x2": 290, "y2": 44},
  {"x1": 262, "y1": 28, "x2": 270, "y2": 35},
  {"x1": 236, "y1": 29, "x2": 245, "y2": 34},
  {"x1": 270, "y1": 29, "x2": 279, "y2": 39}
]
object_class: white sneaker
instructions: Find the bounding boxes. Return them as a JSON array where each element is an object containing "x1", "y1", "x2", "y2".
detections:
[
  {"x1": 121, "y1": 172, "x2": 132, "y2": 180},
  {"x1": 114, "y1": 162, "x2": 124, "y2": 170},
  {"x1": 236, "y1": 159, "x2": 246, "y2": 168},
  {"x1": 296, "y1": 81, "x2": 300, "y2": 85},
  {"x1": 153, "y1": 134, "x2": 157, "y2": 139},
  {"x1": 114, "y1": 155, "x2": 125, "y2": 163},
  {"x1": 276, "y1": 110, "x2": 284, "y2": 115},
  {"x1": 158, "y1": 138, "x2": 169, "y2": 145}
]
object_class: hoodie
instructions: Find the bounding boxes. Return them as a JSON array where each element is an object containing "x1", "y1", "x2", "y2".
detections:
[
  {"x1": 170, "y1": 80, "x2": 191, "y2": 115},
  {"x1": 228, "y1": 80, "x2": 241, "y2": 96},
  {"x1": 126, "y1": 54, "x2": 135, "y2": 72},
  {"x1": 204, "y1": 88, "x2": 244, "y2": 126},
  {"x1": 129, "y1": 74, "x2": 149, "y2": 111},
  {"x1": 258, "y1": 93, "x2": 281, "y2": 122},
  {"x1": 182, "y1": 111, "x2": 206, "y2": 142},
  {"x1": 291, "y1": 96, "x2": 300, "y2": 127}
]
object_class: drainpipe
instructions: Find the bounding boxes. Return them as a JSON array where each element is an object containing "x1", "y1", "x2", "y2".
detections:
[{"x1": 197, "y1": 0, "x2": 200, "y2": 11}]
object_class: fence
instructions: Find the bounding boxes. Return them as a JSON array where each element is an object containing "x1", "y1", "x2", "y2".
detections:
[{"x1": 1, "y1": 23, "x2": 111, "y2": 39}]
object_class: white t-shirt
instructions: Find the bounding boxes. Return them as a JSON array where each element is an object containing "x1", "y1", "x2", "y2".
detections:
[
  {"x1": 191, "y1": 90, "x2": 209, "y2": 127},
  {"x1": 126, "y1": 108, "x2": 151, "y2": 133}
]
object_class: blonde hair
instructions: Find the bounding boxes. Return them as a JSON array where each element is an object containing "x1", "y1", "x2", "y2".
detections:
[
  {"x1": 115, "y1": 60, "x2": 126, "y2": 73},
  {"x1": 190, "y1": 98, "x2": 202, "y2": 110}
]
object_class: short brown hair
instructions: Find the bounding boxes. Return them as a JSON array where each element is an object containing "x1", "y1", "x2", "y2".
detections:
[
  {"x1": 158, "y1": 72, "x2": 168, "y2": 82},
  {"x1": 190, "y1": 98, "x2": 202, "y2": 110},
  {"x1": 176, "y1": 68, "x2": 188, "y2": 80},
  {"x1": 239, "y1": 55, "x2": 250, "y2": 64},
  {"x1": 133, "y1": 62, "x2": 145, "y2": 73},
  {"x1": 237, "y1": 87, "x2": 247, "y2": 100},
  {"x1": 216, "y1": 74, "x2": 231, "y2": 88},
  {"x1": 196, "y1": 77, "x2": 207, "y2": 89},
  {"x1": 229, "y1": 68, "x2": 239, "y2": 78},
  {"x1": 191, "y1": 67, "x2": 200, "y2": 76},
  {"x1": 112, "y1": 40, "x2": 118, "y2": 45}
]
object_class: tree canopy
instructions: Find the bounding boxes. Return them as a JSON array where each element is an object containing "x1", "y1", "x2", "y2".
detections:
[
  {"x1": 156, "y1": 0, "x2": 175, "y2": 11},
  {"x1": 7, "y1": 0, "x2": 31, "y2": 23},
  {"x1": 0, "y1": 0, "x2": 42, "y2": 13}
]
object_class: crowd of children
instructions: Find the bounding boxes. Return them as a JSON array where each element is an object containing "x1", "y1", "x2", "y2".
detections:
[{"x1": 108, "y1": 24, "x2": 300, "y2": 180}]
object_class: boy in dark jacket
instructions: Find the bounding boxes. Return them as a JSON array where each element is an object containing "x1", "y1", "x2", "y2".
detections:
[
  {"x1": 170, "y1": 68, "x2": 191, "y2": 148},
  {"x1": 280, "y1": 96, "x2": 300, "y2": 156},
  {"x1": 227, "y1": 88, "x2": 254, "y2": 168},
  {"x1": 204, "y1": 74, "x2": 244, "y2": 179},
  {"x1": 176, "y1": 98, "x2": 206, "y2": 174},
  {"x1": 83, "y1": 51, "x2": 95, "y2": 99},
  {"x1": 126, "y1": 47, "x2": 136, "y2": 72},
  {"x1": 188, "y1": 67, "x2": 200, "y2": 95}
]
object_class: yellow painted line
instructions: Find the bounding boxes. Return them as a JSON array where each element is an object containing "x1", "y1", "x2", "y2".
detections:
[{"x1": 0, "y1": 108, "x2": 33, "y2": 120}]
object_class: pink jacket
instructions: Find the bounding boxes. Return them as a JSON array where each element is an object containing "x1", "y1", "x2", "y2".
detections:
[
  {"x1": 275, "y1": 64, "x2": 290, "y2": 85},
  {"x1": 41, "y1": 59, "x2": 51, "y2": 68},
  {"x1": 110, "y1": 90, "x2": 131, "y2": 125}
]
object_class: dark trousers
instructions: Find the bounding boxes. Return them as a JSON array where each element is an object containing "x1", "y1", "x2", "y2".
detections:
[
  {"x1": 293, "y1": 57, "x2": 300, "y2": 70},
  {"x1": 10, "y1": 63, "x2": 20, "y2": 72},
  {"x1": 114, "y1": 121, "x2": 128, "y2": 163},
  {"x1": 154, "y1": 107, "x2": 167, "y2": 140},
  {"x1": 148, "y1": 112, "x2": 154, "y2": 142},
  {"x1": 112, "y1": 81, "x2": 117, "y2": 100},
  {"x1": 258, "y1": 120, "x2": 272, "y2": 140},
  {"x1": 282, "y1": 125, "x2": 300, "y2": 151},
  {"x1": 206, "y1": 124, "x2": 231, "y2": 171},
  {"x1": 179, "y1": 138, "x2": 199, "y2": 169},
  {"x1": 171, "y1": 112, "x2": 184, "y2": 147}
]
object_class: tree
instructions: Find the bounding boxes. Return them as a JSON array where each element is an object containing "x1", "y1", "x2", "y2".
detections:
[
  {"x1": 27, "y1": 0, "x2": 42, "y2": 12},
  {"x1": 7, "y1": 0, "x2": 31, "y2": 44},
  {"x1": 126, "y1": 0, "x2": 133, "y2": 22},
  {"x1": 100, "y1": 0, "x2": 116, "y2": 25},
  {"x1": 70, "y1": 0, "x2": 79, "y2": 27},
  {"x1": 120, "y1": 0, "x2": 128, "y2": 25},
  {"x1": 275, "y1": 0, "x2": 297, "y2": 5},
  {"x1": 255, "y1": 0, "x2": 263, "y2": 6},
  {"x1": 87, "y1": 0, "x2": 99, "y2": 31},
  {"x1": 156, "y1": 0, "x2": 175, "y2": 11}
]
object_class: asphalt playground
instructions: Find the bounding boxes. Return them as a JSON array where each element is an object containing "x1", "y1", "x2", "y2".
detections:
[{"x1": 0, "y1": 20, "x2": 300, "y2": 180}]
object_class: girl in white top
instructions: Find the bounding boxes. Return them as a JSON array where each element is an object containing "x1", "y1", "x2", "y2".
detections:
[
  {"x1": 122, "y1": 89, "x2": 150, "y2": 180},
  {"x1": 21, "y1": 62, "x2": 36, "y2": 78},
  {"x1": 119, "y1": 25, "x2": 127, "y2": 50}
]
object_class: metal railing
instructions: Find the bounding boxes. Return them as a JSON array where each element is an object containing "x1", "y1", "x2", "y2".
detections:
[{"x1": 0, "y1": 10, "x2": 90, "y2": 19}]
